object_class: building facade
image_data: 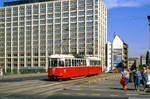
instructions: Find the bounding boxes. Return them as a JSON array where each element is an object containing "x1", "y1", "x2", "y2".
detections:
[
  {"x1": 128, "y1": 57, "x2": 140, "y2": 69},
  {"x1": 0, "y1": 0, "x2": 107, "y2": 73},
  {"x1": 106, "y1": 41, "x2": 112, "y2": 72},
  {"x1": 112, "y1": 34, "x2": 128, "y2": 71}
]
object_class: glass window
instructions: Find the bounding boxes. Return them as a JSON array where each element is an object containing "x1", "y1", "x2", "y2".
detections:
[
  {"x1": 40, "y1": 4, "x2": 46, "y2": 9},
  {"x1": 63, "y1": 18, "x2": 69, "y2": 23},
  {"x1": 87, "y1": 10, "x2": 93, "y2": 15},
  {"x1": 71, "y1": 12, "x2": 77, "y2": 16},
  {"x1": 47, "y1": 8, "x2": 53, "y2": 13},
  {"x1": 47, "y1": 25, "x2": 53, "y2": 29},
  {"x1": 55, "y1": 8, "x2": 61, "y2": 13},
  {"x1": 78, "y1": 5, "x2": 85, "y2": 10},
  {"x1": 86, "y1": 5, "x2": 93, "y2": 9},
  {"x1": 78, "y1": 17, "x2": 85, "y2": 21},
  {"x1": 40, "y1": 20, "x2": 46, "y2": 24},
  {"x1": 26, "y1": 21, "x2": 31, "y2": 26},
  {"x1": 87, "y1": 0, "x2": 93, "y2": 4},
  {"x1": 33, "y1": 21, "x2": 38, "y2": 25},
  {"x1": 70, "y1": 29, "x2": 77, "y2": 34},
  {"x1": 40, "y1": 15, "x2": 46, "y2": 19},
  {"x1": 47, "y1": 3, "x2": 53, "y2": 8},
  {"x1": 78, "y1": 22, "x2": 85, "y2": 27},
  {"x1": 87, "y1": 22, "x2": 93, "y2": 27},
  {"x1": 70, "y1": 23, "x2": 77, "y2": 28},
  {"x1": 63, "y1": 2, "x2": 69, "y2": 7},
  {"x1": 87, "y1": 16, "x2": 93, "y2": 21},
  {"x1": 26, "y1": 16, "x2": 31, "y2": 20},
  {"x1": 78, "y1": 0, "x2": 85, "y2": 5},
  {"x1": 55, "y1": 3, "x2": 61, "y2": 7},
  {"x1": 55, "y1": 29, "x2": 61, "y2": 34},
  {"x1": 79, "y1": 11, "x2": 85, "y2": 16},
  {"x1": 33, "y1": 15, "x2": 38, "y2": 20},
  {"x1": 55, "y1": 19, "x2": 61, "y2": 23},
  {"x1": 55, "y1": 24, "x2": 61, "y2": 28},
  {"x1": 63, "y1": 13, "x2": 69, "y2": 17},
  {"x1": 63, "y1": 7, "x2": 69, "y2": 12},
  {"x1": 40, "y1": 9, "x2": 46, "y2": 14},
  {"x1": 47, "y1": 19, "x2": 53, "y2": 24},
  {"x1": 70, "y1": 17, "x2": 77, "y2": 22},
  {"x1": 55, "y1": 13, "x2": 61, "y2": 18},
  {"x1": 70, "y1": 6, "x2": 77, "y2": 11},
  {"x1": 47, "y1": 14, "x2": 53, "y2": 18}
]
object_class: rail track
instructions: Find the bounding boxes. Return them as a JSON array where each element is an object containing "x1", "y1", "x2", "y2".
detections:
[{"x1": 0, "y1": 73, "x2": 119, "y2": 97}]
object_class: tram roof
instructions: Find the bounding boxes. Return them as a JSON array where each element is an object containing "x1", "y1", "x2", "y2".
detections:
[{"x1": 49, "y1": 54, "x2": 75, "y2": 58}]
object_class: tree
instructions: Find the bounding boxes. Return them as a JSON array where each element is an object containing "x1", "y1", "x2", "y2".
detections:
[{"x1": 146, "y1": 51, "x2": 150, "y2": 65}]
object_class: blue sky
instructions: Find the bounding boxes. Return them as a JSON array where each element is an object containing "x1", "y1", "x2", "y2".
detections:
[
  {"x1": 0, "y1": 0, "x2": 150, "y2": 57},
  {"x1": 103, "y1": 0, "x2": 150, "y2": 57}
]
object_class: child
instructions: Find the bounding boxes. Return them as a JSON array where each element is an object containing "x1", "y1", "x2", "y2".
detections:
[
  {"x1": 133, "y1": 67, "x2": 141, "y2": 91},
  {"x1": 120, "y1": 67, "x2": 129, "y2": 90}
]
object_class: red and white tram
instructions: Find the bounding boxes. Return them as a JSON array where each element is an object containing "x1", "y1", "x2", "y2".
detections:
[{"x1": 48, "y1": 54, "x2": 103, "y2": 80}]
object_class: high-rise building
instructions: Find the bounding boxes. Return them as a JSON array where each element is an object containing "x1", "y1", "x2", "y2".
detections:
[
  {"x1": 0, "y1": 0, "x2": 107, "y2": 73},
  {"x1": 112, "y1": 34, "x2": 128, "y2": 71}
]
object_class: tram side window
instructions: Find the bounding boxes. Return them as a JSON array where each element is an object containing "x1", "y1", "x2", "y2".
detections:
[
  {"x1": 65, "y1": 59, "x2": 71, "y2": 67},
  {"x1": 51, "y1": 58, "x2": 58, "y2": 67},
  {"x1": 90, "y1": 60, "x2": 101, "y2": 66},
  {"x1": 59, "y1": 60, "x2": 64, "y2": 67},
  {"x1": 72, "y1": 59, "x2": 76, "y2": 67}
]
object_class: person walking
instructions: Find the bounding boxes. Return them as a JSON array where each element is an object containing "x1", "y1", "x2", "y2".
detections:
[
  {"x1": 147, "y1": 67, "x2": 150, "y2": 87},
  {"x1": 141, "y1": 66, "x2": 148, "y2": 90},
  {"x1": 133, "y1": 67, "x2": 141, "y2": 91},
  {"x1": 120, "y1": 67, "x2": 129, "y2": 90}
]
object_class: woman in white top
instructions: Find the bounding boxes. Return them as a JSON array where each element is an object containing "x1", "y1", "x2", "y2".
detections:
[{"x1": 147, "y1": 67, "x2": 150, "y2": 87}]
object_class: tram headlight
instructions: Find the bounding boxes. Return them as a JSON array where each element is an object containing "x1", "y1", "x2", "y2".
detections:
[{"x1": 64, "y1": 69, "x2": 66, "y2": 73}]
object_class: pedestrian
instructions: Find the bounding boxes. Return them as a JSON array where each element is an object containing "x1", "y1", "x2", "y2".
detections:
[
  {"x1": 133, "y1": 67, "x2": 141, "y2": 91},
  {"x1": 141, "y1": 66, "x2": 148, "y2": 90},
  {"x1": 147, "y1": 67, "x2": 150, "y2": 87},
  {"x1": 120, "y1": 67, "x2": 129, "y2": 90}
]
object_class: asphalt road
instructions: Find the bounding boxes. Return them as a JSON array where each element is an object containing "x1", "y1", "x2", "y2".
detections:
[{"x1": 0, "y1": 73, "x2": 150, "y2": 99}]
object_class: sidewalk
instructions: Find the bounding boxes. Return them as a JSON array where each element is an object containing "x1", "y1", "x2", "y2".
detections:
[{"x1": 0, "y1": 73, "x2": 47, "y2": 80}]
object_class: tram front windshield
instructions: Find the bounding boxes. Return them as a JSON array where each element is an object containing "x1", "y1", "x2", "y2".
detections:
[{"x1": 50, "y1": 58, "x2": 65, "y2": 67}]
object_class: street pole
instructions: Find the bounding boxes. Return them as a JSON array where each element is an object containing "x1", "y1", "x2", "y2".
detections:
[{"x1": 147, "y1": 16, "x2": 150, "y2": 53}]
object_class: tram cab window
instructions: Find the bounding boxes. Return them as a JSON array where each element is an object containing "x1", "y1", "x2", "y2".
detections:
[{"x1": 50, "y1": 58, "x2": 58, "y2": 67}]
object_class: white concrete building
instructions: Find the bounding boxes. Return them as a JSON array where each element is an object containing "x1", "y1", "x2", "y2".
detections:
[
  {"x1": 112, "y1": 34, "x2": 128, "y2": 71},
  {"x1": 0, "y1": 0, "x2": 107, "y2": 73},
  {"x1": 106, "y1": 41, "x2": 112, "y2": 72}
]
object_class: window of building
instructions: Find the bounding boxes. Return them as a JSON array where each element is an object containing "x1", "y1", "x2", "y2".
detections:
[
  {"x1": 47, "y1": 3, "x2": 53, "y2": 8},
  {"x1": 55, "y1": 19, "x2": 61, "y2": 23},
  {"x1": 86, "y1": 10, "x2": 93, "y2": 15},
  {"x1": 47, "y1": 8, "x2": 53, "y2": 13},
  {"x1": 70, "y1": 17, "x2": 77, "y2": 22},
  {"x1": 62, "y1": 13, "x2": 69, "y2": 17},
  {"x1": 63, "y1": 18, "x2": 69, "y2": 23},
  {"x1": 63, "y1": 1, "x2": 69, "y2": 7},
  {"x1": 87, "y1": 16, "x2": 93, "y2": 21},
  {"x1": 55, "y1": 13, "x2": 61, "y2": 18}
]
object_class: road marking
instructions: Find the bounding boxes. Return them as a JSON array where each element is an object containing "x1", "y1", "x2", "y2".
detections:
[
  {"x1": 91, "y1": 93, "x2": 101, "y2": 96},
  {"x1": 110, "y1": 94, "x2": 119, "y2": 96},
  {"x1": 61, "y1": 93, "x2": 72, "y2": 95},
  {"x1": 74, "y1": 93, "x2": 87, "y2": 96}
]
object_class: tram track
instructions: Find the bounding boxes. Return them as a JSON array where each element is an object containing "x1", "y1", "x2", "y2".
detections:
[{"x1": 0, "y1": 73, "x2": 119, "y2": 97}]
